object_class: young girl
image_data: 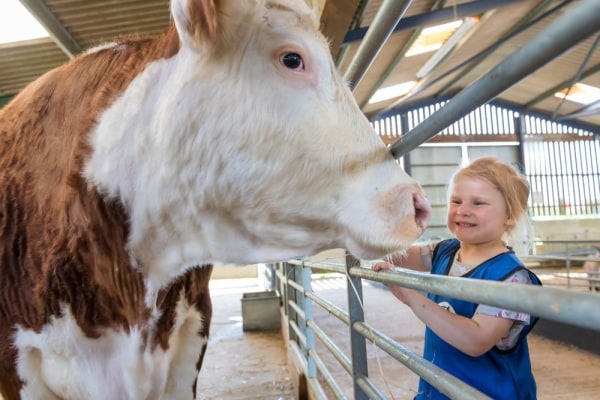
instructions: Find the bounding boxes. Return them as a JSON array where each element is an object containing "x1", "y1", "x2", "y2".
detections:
[{"x1": 372, "y1": 156, "x2": 542, "y2": 400}]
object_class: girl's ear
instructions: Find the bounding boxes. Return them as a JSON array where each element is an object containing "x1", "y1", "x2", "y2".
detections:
[{"x1": 505, "y1": 214, "x2": 516, "y2": 230}]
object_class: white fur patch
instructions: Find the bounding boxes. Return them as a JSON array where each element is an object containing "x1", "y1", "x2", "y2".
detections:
[
  {"x1": 86, "y1": 42, "x2": 127, "y2": 54},
  {"x1": 14, "y1": 300, "x2": 206, "y2": 400}
]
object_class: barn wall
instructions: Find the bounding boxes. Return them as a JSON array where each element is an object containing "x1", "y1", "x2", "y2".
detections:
[
  {"x1": 410, "y1": 141, "x2": 599, "y2": 243},
  {"x1": 408, "y1": 142, "x2": 521, "y2": 241},
  {"x1": 373, "y1": 100, "x2": 599, "y2": 244}
]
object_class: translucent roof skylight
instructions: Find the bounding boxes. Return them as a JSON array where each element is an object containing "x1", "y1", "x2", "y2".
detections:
[
  {"x1": 0, "y1": 0, "x2": 49, "y2": 45},
  {"x1": 555, "y1": 83, "x2": 600, "y2": 105}
]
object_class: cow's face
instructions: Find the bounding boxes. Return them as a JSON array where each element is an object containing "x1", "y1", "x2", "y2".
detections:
[{"x1": 84, "y1": 0, "x2": 430, "y2": 282}]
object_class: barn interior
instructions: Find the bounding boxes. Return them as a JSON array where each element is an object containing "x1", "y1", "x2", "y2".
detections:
[
  {"x1": 2, "y1": 0, "x2": 600, "y2": 130},
  {"x1": 1, "y1": 0, "x2": 599, "y2": 399}
]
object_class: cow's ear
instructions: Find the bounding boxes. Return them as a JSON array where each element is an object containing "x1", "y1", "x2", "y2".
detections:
[{"x1": 171, "y1": 0, "x2": 218, "y2": 51}]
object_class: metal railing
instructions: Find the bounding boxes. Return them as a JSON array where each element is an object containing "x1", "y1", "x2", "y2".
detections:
[
  {"x1": 274, "y1": 251, "x2": 600, "y2": 400},
  {"x1": 526, "y1": 239, "x2": 600, "y2": 290}
]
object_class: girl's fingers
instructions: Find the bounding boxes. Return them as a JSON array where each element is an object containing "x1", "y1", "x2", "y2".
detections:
[{"x1": 372, "y1": 262, "x2": 394, "y2": 272}]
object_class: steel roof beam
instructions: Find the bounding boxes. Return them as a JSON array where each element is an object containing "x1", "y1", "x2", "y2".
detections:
[
  {"x1": 343, "y1": 0, "x2": 414, "y2": 91},
  {"x1": 343, "y1": 0, "x2": 524, "y2": 44},
  {"x1": 559, "y1": 100, "x2": 600, "y2": 122},
  {"x1": 19, "y1": 0, "x2": 82, "y2": 58},
  {"x1": 388, "y1": 0, "x2": 600, "y2": 159}
]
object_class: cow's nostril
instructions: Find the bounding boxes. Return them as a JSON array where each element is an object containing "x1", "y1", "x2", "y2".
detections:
[{"x1": 413, "y1": 192, "x2": 431, "y2": 230}]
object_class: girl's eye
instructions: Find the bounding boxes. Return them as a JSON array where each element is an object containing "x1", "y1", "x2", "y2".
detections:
[{"x1": 280, "y1": 52, "x2": 304, "y2": 71}]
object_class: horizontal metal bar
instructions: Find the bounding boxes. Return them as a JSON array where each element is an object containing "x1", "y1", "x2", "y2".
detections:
[
  {"x1": 286, "y1": 278, "x2": 304, "y2": 293},
  {"x1": 389, "y1": 0, "x2": 600, "y2": 159},
  {"x1": 287, "y1": 300, "x2": 306, "y2": 322},
  {"x1": 305, "y1": 289, "x2": 351, "y2": 326},
  {"x1": 352, "y1": 266, "x2": 600, "y2": 331},
  {"x1": 307, "y1": 319, "x2": 353, "y2": 374},
  {"x1": 289, "y1": 340, "x2": 308, "y2": 374},
  {"x1": 308, "y1": 348, "x2": 347, "y2": 399},
  {"x1": 353, "y1": 322, "x2": 491, "y2": 400},
  {"x1": 356, "y1": 376, "x2": 387, "y2": 400},
  {"x1": 307, "y1": 376, "x2": 331, "y2": 400},
  {"x1": 289, "y1": 319, "x2": 307, "y2": 349}
]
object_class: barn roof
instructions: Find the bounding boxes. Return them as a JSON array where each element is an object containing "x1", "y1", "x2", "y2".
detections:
[{"x1": 1, "y1": 0, "x2": 599, "y2": 132}]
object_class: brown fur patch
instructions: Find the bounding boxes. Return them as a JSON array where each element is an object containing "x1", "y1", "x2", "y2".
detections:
[{"x1": 0, "y1": 24, "x2": 213, "y2": 397}]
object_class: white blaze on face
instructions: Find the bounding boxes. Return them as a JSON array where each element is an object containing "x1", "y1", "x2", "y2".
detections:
[{"x1": 84, "y1": 0, "x2": 430, "y2": 288}]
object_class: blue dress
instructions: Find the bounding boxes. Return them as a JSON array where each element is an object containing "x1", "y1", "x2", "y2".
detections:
[{"x1": 415, "y1": 239, "x2": 542, "y2": 400}]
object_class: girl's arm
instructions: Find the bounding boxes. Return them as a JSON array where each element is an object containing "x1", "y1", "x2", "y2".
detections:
[
  {"x1": 389, "y1": 286, "x2": 514, "y2": 357},
  {"x1": 374, "y1": 245, "x2": 432, "y2": 272}
]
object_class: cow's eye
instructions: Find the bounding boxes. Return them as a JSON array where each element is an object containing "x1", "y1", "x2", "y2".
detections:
[{"x1": 280, "y1": 52, "x2": 304, "y2": 71}]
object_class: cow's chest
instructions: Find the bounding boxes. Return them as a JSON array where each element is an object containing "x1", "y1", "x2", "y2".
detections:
[{"x1": 13, "y1": 296, "x2": 206, "y2": 400}]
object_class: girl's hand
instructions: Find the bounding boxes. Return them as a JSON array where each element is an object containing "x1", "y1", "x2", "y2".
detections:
[
  {"x1": 371, "y1": 262, "x2": 420, "y2": 305},
  {"x1": 371, "y1": 261, "x2": 395, "y2": 272}
]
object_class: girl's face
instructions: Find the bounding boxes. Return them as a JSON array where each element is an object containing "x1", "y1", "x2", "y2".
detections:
[{"x1": 447, "y1": 176, "x2": 514, "y2": 246}]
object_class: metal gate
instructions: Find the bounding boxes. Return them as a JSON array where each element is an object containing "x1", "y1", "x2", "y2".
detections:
[{"x1": 274, "y1": 250, "x2": 600, "y2": 399}]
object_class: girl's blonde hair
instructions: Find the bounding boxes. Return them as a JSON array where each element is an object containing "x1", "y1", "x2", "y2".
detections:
[{"x1": 450, "y1": 156, "x2": 534, "y2": 254}]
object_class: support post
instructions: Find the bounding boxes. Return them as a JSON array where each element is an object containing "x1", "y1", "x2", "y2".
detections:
[{"x1": 346, "y1": 253, "x2": 369, "y2": 400}]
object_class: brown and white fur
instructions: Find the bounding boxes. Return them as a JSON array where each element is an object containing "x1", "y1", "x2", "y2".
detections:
[{"x1": 0, "y1": 0, "x2": 430, "y2": 398}]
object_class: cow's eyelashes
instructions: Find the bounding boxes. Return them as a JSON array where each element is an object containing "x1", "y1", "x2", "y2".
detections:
[{"x1": 280, "y1": 52, "x2": 304, "y2": 71}]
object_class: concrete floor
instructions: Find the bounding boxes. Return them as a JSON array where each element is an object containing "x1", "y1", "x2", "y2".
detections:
[{"x1": 197, "y1": 275, "x2": 600, "y2": 400}]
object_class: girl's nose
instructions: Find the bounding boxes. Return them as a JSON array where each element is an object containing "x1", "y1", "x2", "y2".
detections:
[{"x1": 457, "y1": 204, "x2": 470, "y2": 216}]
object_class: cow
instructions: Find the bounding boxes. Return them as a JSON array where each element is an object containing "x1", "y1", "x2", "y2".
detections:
[
  {"x1": 0, "y1": 0, "x2": 431, "y2": 399},
  {"x1": 583, "y1": 249, "x2": 600, "y2": 292}
]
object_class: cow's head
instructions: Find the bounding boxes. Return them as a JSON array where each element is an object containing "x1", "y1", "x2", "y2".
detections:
[{"x1": 84, "y1": 0, "x2": 430, "y2": 284}]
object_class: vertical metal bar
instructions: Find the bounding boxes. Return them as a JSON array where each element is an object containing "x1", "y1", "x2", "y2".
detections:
[
  {"x1": 285, "y1": 262, "x2": 299, "y2": 344},
  {"x1": 549, "y1": 141, "x2": 559, "y2": 216},
  {"x1": 295, "y1": 264, "x2": 308, "y2": 357},
  {"x1": 346, "y1": 253, "x2": 369, "y2": 400},
  {"x1": 514, "y1": 115, "x2": 526, "y2": 174},
  {"x1": 565, "y1": 242, "x2": 572, "y2": 289},
  {"x1": 389, "y1": 0, "x2": 600, "y2": 159},
  {"x1": 301, "y1": 261, "x2": 317, "y2": 380},
  {"x1": 344, "y1": 0, "x2": 414, "y2": 90},
  {"x1": 401, "y1": 113, "x2": 412, "y2": 175}
]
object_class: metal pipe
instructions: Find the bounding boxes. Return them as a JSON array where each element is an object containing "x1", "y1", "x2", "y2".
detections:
[
  {"x1": 308, "y1": 349, "x2": 347, "y2": 399},
  {"x1": 514, "y1": 115, "x2": 526, "y2": 174},
  {"x1": 356, "y1": 376, "x2": 387, "y2": 400},
  {"x1": 559, "y1": 98, "x2": 600, "y2": 120},
  {"x1": 335, "y1": 0, "x2": 370, "y2": 68},
  {"x1": 345, "y1": 254, "x2": 369, "y2": 400},
  {"x1": 353, "y1": 322, "x2": 492, "y2": 400},
  {"x1": 552, "y1": 32, "x2": 600, "y2": 119},
  {"x1": 344, "y1": 0, "x2": 523, "y2": 44},
  {"x1": 357, "y1": 0, "x2": 446, "y2": 109},
  {"x1": 353, "y1": 267, "x2": 600, "y2": 331},
  {"x1": 308, "y1": 320, "x2": 353, "y2": 374},
  {"x1": 305, "y1": 290, "x2": 351, "y2": 325},
  {"x1": 435, "y1": 0, "x2": 563, "y2": 98},
  {"x1": 343, "y1": 0, "x2": 413, "y2": 90},
  {"x1": 524, "y1": 63, "x2": 600, "y2": 109},
  {"x1": 20, "y1": 0, "x2": 82, "y2": 58},
  {"x1": 302, "y1": 265, "x2": 318, "y2": 380},
  {"x1": 389, "y1": 0, "x2": 600, "y2": 159}
]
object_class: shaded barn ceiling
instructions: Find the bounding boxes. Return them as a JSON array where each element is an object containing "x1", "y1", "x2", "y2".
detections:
[{"x1": 1, "y1": 0, "x2": 599, "y2": 132}]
